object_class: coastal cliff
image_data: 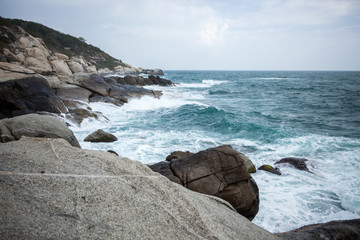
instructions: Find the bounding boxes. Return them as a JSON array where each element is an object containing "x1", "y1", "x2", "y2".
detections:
[{"x1": 0, "y1": 17, "x2": 170, "y2": 124}]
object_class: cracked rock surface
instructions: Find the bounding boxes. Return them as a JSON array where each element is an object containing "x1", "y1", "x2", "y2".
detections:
[
  {"x1": 0, "y1": 137, "x2": 278, "y2": 240},
  {"x1": 150, "y1": 145, "x2": 259, "y2": 220}
]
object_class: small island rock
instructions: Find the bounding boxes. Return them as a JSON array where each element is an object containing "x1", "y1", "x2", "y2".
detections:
[
  {"x1": 258, "y1": 165, "x2": 282, "y2": 175},
  {"x1": 275, "y1": 157, "x2": 311, "y2": 172},
  {"x1": 84, "y1": 129, "x2": 117, "y2": 142}
]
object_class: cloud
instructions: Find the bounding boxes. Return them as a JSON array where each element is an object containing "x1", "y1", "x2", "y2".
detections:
[
  {"x1": 199, "y1": 19, "x2": 229, "y2": 47},
  {"x1": 1, "y1": 0, "x2": 359, "y2": 70}
]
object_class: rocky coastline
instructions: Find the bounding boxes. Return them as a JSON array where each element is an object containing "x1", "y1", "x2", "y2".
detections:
[{"x1": 1, "y1": 19, "x2": 359, "y2": 239}]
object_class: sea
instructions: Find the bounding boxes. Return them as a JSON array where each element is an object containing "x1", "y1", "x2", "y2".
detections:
[{"x1": 70, "y1": 70, "x2": 360, "y2": 233}]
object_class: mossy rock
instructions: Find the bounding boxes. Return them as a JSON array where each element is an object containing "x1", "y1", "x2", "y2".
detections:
[
  {"x1": 248, "y1": 166, "x2": 257, "y2": 173},
  {"x1": 258, "y1": 165, "x2": 281, "y2": 175}
]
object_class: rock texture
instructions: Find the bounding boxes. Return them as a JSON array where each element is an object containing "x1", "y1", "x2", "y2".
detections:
[
  {"x1": 0, "y1": 75, "x2": 67, "y2": 119},
  {"x1": 258, "y1": 165, "x2": 282, "y2": 175},
  {"x1": 0, "y1": 19, "x2": 171, "y2": 124},
  {"x1": 84, "y1": 129, "x2": 118, "y2": 142},
  {"x1": 277, "y1": 219, "x2": 360, "y2": 240},
  {"x1": 0, "y1": 137, "x2": 279, "y2": 240},
  {"x1": 150, "y1": 145, "x2": 259, "y2": 220},
  {"x1": 275, "y1": 157, "x2": 311, "y2": 172},
  {"x1": 0, "y1": 113, "x2": 80, "y2": 147}
]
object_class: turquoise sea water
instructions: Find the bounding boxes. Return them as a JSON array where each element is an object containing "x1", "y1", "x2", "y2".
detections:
[{"x1": 71, "y1": 71, "x2": 360, "y2": 233}]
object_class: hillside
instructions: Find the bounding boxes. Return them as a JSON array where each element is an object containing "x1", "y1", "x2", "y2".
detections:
[{"x1": 0, "y1": 17, "x2": 124, "y2": 70}]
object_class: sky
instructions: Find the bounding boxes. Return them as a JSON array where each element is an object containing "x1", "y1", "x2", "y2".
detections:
[{"x1": 1, "y1": 0, "x2": 360, "y2": 70}]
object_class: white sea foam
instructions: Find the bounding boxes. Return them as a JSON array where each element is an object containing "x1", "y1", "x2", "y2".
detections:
[
  {"x1": 70, "y1": 72, "x2": 360, "y2": 233},
  {"x1": 244, "y1": 134, "x2": 360, "y2": 232},
  {"x1": 178, "y1": 79, "x2": 228, "y2": 88}
]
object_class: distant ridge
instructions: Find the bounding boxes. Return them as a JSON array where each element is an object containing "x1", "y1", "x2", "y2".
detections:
[{"x1": 0, "y1": 16, "x2": 124, "y2": 70}]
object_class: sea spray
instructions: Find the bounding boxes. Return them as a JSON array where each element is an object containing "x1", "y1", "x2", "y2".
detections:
[{"x1": 71, "y1": 70, "x2": 360, "y2": 232}]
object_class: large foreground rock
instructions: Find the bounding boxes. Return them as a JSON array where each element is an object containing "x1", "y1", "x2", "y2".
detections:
[
  {"x1": 0, "y1": 137, "x2": 278, "y2": 240},
  {"x1": 0, "y1": 113, "x2": 80, "y2": 147},
  {"x1": 277, "y1": 219, "x2": 360, "y2": 240},
  {"x1": 150, "y1": 145, "x2": 259, "y2": 220}
]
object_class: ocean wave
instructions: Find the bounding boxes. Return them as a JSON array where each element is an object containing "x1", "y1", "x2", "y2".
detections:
[{"x1": 178, "y1": 79, "x2": 229, "y2": 88}]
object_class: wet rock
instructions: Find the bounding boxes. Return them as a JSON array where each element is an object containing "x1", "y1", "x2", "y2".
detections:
[
  {"x1": 89, "y1": 94, "x2": 126, "y2": 106},
  {"x1": 275, "y1": 157, "x2": 311, "y2": 172},
  {"x1": 276, "y1": 218, "x2": 360, "y2": 240},
  {"x1": 84, "y1": 129, "x2": 117, "y2": 142},
  {"x1": 0, "y1": 113, "x2": 80, "y2": 147},
  {"x1": 67, "y1": 108, "x2": 99, "y2": 125},
  {"x1": 150, "y1": 145, "x2": 259, "y2": 220},
  {"x1": 258, "y1": 165, "x2": 281, "y2": 175},
  {"x1": 148, "y1": 75, "x2": 173, "y2": 86},
  {"x1": 107, "y1": 150, "x2": 119, "y2": 156},
  {"x1": 0, "y1": 75, "x2": 67, "y2": 119}
]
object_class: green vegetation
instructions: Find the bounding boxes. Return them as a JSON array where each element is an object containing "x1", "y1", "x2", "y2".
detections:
[{"x1": 0, "y1": 17, "x2": 125, "y2": 70}]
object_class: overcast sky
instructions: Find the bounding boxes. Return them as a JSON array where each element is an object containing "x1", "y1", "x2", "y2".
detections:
[{"x1": 1, "y1": 0, "x2": 360, "y2": 70}]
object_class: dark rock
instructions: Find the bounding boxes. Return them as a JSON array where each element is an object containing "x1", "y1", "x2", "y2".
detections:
[
  {"x1": 0, "y1": 75, "x2": 67, "y2": 119},
  {"x1": 0, "y1": 113, "x2": 80, "y2": 147},
  {"x1": 258, "y1": 165, "x2": 281, "y2": 175},
  {"x1": 166, "y1": 151, "x2": 194, "y2": 161},
  {"x1": 110, "y1": 85, "x2": 159, "y2": 99},
  {"x1": 276, "y1": 218, "x2": 360, "y2": 240},
  {"x1": 67, "y1": 108, "x2": 98, "y2": 125},
  {"x1": 55, "y1": 84, "x2": 92, "y2": 103},
  {"x1": 149, "y1": 161, "x2": 183, "y2": 185},
  {"x1": 73, "y1": 73, "x2": 109, "y2": 96},
  {"x1": 84, "y1": 129, "x2": 117, "y2": 142},
  {"x1": 89, "y1": 94, "x2": 126, "y2": 106},
  {"x1": 275, "y1": 157, "x2": 311, "y2": 172},
  {"x1": 148, "y1": 75, "x2": 173, "y2": 86},
  {"x1": 107, "y1": 150, "x2": 119, "y2": 156},
  {"x1": 150, "y1": 145, "x2": 259, "y2": 220}
]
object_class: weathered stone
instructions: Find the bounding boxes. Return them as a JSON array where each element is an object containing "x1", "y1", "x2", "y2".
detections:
[
  {"x1": 89, "y1": 94, "x2": 126, "y2": 106},
  {"x1": 54, "y1": 53, "x2": 69, "y2": 61},
  {"x1": 124, "y1": 75, "x2": 138, "y2": 85},
  {"x1": 42, "y1": 75, "x2": 63, "y2": 89},
  {"x1": 277, "y1": 219, "x2": 360, "y2": 240},
  {"x1": 67, "y1": 60, "x2": 84, "y2": 73},
  {"x1": 0, "y1": 62, "x2": 35, "y2": 76},
  {"x1": 0, "y1": 75, "x2": 67, "y2": 119},
  {"x1": 72, "y1": 73, "x2": 109, "y2": 96},
  {"x1": 0, "y1": 113, "x2": 80, "y2": 147},
  {"x1": 148, "y1": 75, "x2": 174, "y2": 86},
  {"x1": 56, "y1": 84, "x2": 92, "y2": 103},
  {"x1": 258, "y1": 165, "x2": 281, "y2": 175},
  {"x1": 140, "y1": 68, "x2": 165, "y2": 75},
  {"x1": 67, "y1": 108, "x2": 98, "y2": 125},
  {"x1": 166, "y1": 150, "x2": 194, "y2": 161},
  {"x1": 150, "y1": 145, "x2": 259, "y2": 220},
  {"x1": 0, "y1": 137, "x2": 279, "y2": 240},
  {"x1": 84, "y1": 129, "x2": 117, "y2": 142},
  {"x1": 50, "y1": 59, "x2": 72, "y2": 76},
  {"x1": 109, "y1": 84, "x2": 158, "y2": 100},
  {"x1": 275, "y1": 157, "x2": 311, "y2": 172}
]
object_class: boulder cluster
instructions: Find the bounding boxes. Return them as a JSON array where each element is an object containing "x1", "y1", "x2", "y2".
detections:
[{"x1": 0, "y1": 23, "x2": 171, "y2": 125}]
